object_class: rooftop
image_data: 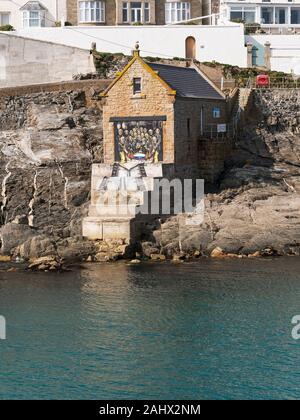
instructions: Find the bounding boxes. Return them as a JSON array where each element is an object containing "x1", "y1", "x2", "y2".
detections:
[{"x1": 148, "y1": 62, "x2": 224, "y2": 100}]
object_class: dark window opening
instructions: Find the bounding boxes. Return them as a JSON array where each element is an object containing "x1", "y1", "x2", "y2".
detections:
[
  {"x1": 187, "y1": 118, "x2": 191, "y2": 137},
  {"x1": 133, "y1": 77, "x2": 142, "y2": 94}
]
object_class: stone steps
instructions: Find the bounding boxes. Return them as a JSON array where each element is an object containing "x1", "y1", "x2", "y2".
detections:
[{"x1": 83, "y1": 162, "x2": 163, "y2": 242}]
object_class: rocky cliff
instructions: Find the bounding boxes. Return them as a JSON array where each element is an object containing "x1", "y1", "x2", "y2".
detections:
[
  {"x1": 0, "y1": 88, "x2": 300, "y2": 263},
  {"x1": 152, "y1": 89, "x2": 300, "y2": 257},
  {"x1": 0, "y1": 89, "x2": 103, "y2": 261}
]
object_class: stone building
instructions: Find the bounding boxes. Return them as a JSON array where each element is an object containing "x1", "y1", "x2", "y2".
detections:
[
  {"x1": 82, "y1": 44, "x2": 231, "y2": 242},
  {"x1": 101, "y1": 44, "x2": 227, "y2": 176},
  {"x1": 67, "y1": 0, "x2": 203, "y2": 26}
]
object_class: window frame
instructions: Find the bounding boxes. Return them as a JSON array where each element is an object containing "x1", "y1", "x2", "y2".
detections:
[
  {"x1": 22, "y1": 10, "x2": 45, "y2": 28},
  {"x1": 230, "y1": 6, "x2": 256, "y2": 23},
  {"x1": 212, "y1": 107, "x2": 221, "y2": 119},
  {"x1": 78, "y1": 1, "x2": 106, "y2": 23},
  {"x1": 133, "y1": 77, "x2": 142, "y2": 94},
  {"x1": 165, "y1": 2, "x2": 191, "y2": 24},
  {"x1": 0, "y1": 12, "x2": 10, "y2": 26},
  {"x1": 122, "y1": 1, "x2": 150, "y2": 24}
]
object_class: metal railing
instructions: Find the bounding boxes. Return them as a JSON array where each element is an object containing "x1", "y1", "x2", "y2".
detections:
[
  {"x1": 201, "y1": 123, "x2": 238, "y2": 140},
  {"x1": 210, "y1": 77, "x2": 300, "y2": 90}
]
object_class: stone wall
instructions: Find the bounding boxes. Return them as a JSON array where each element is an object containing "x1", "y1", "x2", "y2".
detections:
[
  {"x1": 198, "y1": 137, "x2": 234, "y2": 184},
  {"x1": 66, "y1": 0, "x2": 202, "y2": 26},
  {"x1": 174, "y1": 97, "x2": 228, "y2": 177},
  {"x1": 66, "y1": 0, "x2": 78, "y2": 25},
  {"x1": 102, "y1": 57, "x2": 176, "y2": 163}
]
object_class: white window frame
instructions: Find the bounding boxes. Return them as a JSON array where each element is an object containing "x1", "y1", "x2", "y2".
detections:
[
  {"x1": 230, "y1": 6, "x2": 256, "y2": 23},
  {"x1": 0, "y1": 12, "x2": 10, "y2": 26},
  {"x1": 23, "y1": 10, "x2": 45, "y2": 28},
  {"x1": 212, "y1": 107, "x2": 221, "y2": 119},
  {"x1": 79, "y1": 1, "x2": 105, "y2": 23},
  {"x1": 122, "y1": 2, "x2": 129, "y2": 23},
  {"x1": 165, "y1": 2, "x2": 191, "y2": 24}
]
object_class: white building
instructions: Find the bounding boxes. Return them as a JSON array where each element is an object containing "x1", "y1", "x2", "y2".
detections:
[
  {"x1": 0, "y1": 1, "x2": 66, "y2": 29},
  {"x1": 220, "y1": 0, "x2": 300, "y2": 31}
]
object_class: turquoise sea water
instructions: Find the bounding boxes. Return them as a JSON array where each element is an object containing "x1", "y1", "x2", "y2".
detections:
[{"x1": 0, "y1": 258, "x2": 300, "y2": 400}]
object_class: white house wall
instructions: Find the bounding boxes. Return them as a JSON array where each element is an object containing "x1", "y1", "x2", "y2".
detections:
[
  {"x1": 247, "y1": 34, "x2": 300, "y2": 74},
  {"x1": 14, "y1": 24, "x2": 248, "y2": 67},
  {"x1": 0, "y1": 0, "x2": 66, "y2": 29}
]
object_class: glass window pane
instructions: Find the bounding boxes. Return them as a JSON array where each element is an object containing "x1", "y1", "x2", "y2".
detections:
[
  {"x1": 244, "y1": 12, "x2": 255, "y2": 23},
  {"x1": 230, "y1": 11, "x2": 243, "y2": 21}
]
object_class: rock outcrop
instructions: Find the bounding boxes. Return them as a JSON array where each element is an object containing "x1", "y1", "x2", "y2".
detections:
[
  {"x1": 0, "y1": 89, "x2": 103, "y2": 263},
  {"x1": 151, "y1": 89, "x2": 300, "y2": 257}
]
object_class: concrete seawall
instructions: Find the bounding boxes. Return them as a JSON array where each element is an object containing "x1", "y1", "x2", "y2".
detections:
[{"x1": 0, "y1": 32, "x2": 96, "y2": 88}]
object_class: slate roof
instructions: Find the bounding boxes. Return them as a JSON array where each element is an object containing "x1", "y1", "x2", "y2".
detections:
[
  {"x1": 148, "y1": 62, "x2": 224, "y2": 100},
  {"x1": 20, "y1": 1, "x2": 47, "y2": 11}
]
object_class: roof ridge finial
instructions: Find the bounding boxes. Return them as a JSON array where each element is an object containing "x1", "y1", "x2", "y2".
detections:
[{"x1": 134, "y1": 41, "x2": 140, "y2": 57}]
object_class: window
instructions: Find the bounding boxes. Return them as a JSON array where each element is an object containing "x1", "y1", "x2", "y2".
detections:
[
  {"x1": 133, "y1": 77, "x2": 142, "y2": 94},
  {"x1": 261, "y1": 7, "x2": 274, "y2": 24},
  {"x1": 165, "y1": 2, "x2": 191, "y2": 24},
  {"x1": 79, "y1": 1, "x2": 105, "y2": 23},
  {"x1": 123, "y1": 2, "x2": 129, "y2": 22},
  {"x1": 0, "y1": 13, "x2": 10, "y2": 26},
  {"x1": 187, "y1": 118, "x2": 191, "y2": 137},
  {"x1": 144, "y1": 2, "x2": 150, "y2": 22},
  {"x1": 23, "y1": 11, "x2": 45, "y2": 27},
  {"x1": 230, "y1": 6, "x2": 256, "y2": 23},
  {"x1": 291, "y1": 8, "x2": 300, "y2": 24},
  {"x1": 122, "y1": 2, "x2": 150, "y2": 23},
  {"x1": 275, "y1": 8, "x2": 287, "y2": 24},
  {"x1": 213, "y1": 107, "x2": 221, "y2": 119}
]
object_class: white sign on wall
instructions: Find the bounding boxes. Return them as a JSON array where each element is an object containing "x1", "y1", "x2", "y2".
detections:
[{"x1": 217, "y1": 124, "x2": 227, "y2": 133}]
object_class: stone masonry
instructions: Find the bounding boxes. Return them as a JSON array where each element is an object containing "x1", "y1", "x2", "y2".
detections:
[{"x1": 66, "y1": 0, "x2": 203, "y2": 26}]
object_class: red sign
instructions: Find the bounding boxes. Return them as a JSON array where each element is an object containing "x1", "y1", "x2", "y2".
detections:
[{"x1": 256, "y1": 74, "x2": 270, "y2": 87}]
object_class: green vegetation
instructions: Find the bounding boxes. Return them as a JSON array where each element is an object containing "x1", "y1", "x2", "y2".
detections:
[
  {"x1": 144, "y1": 56, "x2": 162, "y2": 62},
  {"x1": 0, "y1": 25, "x2": 14, "y2": 31},
  {"x1": 201, "y1": 60, "x2": 296, "y2": 87},
  {"x1": 92, "y1": 51, "x2": 128, "y2": 78},
  {"x1": 55, "y1": 21, "x2": 72, "y2": 27}
]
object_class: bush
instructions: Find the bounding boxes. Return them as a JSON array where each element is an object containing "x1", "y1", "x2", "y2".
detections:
[
  {"x1": 245, "y1": 23, "x2": 261, "y2": 35},
  {"x1": 55, "y1": 21, "x2": 72, "y2": 27},
  {"x1": 0, "y1": 25, "x2": 14, "y2": 31}
]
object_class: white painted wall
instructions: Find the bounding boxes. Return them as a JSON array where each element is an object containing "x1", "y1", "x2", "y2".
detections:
[
  {"x1": 0, "y1": 32, "x2": 95, "y2": 87},
  {"x1": 248, "y1": 34, "x2": 300, "y2": 74},
  {"x1": 14, "y1": 24, "x2": 248, "y2": 67},
  {"x1": 0, "y1": 0, "x2": 66, "y2": 29}
]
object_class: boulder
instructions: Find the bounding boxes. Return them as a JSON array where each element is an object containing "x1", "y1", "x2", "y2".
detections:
[
  {"x1": 210, "y1": 247, "x2": 225, "y2": 258},
  {"x1": 150, "y1": 254, "x2": 166, "y2": 261},
  {"x1": 28, "y1": 255, "x2": 63, "y2": 271},
  {"x1": 0, "y1": 223, "x2": 35, "y2": 255},
  {"x1": 15, "y1": 235, "x2": 57, "y2": 260},
  {"x1": 141, "y1": 242, "x2": 160, "y2": 257}
]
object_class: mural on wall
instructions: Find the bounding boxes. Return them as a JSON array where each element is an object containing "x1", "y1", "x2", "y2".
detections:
[{"x1": 114, "y1": 120, "x2": 163, "y2": 163}]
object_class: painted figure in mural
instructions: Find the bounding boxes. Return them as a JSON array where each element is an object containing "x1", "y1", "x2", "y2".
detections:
[{"x1": 115, "y1": 121, "x2": 163, "y2": 163}]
